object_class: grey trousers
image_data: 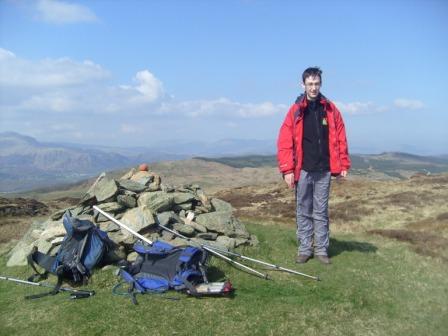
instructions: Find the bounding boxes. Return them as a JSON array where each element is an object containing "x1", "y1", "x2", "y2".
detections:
[{"x1": 296, "y1": 170, "x2": 331, "y2": 256}]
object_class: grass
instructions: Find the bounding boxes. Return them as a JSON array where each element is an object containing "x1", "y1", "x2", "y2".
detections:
[{"x1": 1, "y1": 221, "x2": 447, "y2": 336}]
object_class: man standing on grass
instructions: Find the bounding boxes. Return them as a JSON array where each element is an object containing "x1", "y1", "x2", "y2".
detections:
[{"x1": 277, "y1": 67, "x2": 350, "y2": 264}]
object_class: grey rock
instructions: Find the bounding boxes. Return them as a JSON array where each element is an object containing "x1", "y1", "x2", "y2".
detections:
[
  {"x1": 120, "y1": 206, "x2": 156, "y2": 234},
  {"x1": 196, "y1": 211, "x2": 235, "y2": 236},
  {"x1": 172, "y1": 223, "x2": 195, "y2": 237},
  {"x1": 161, "y1": 184, "x2": 175, "y2": 192},
  {"x1": 138, "y1": 191, "x2": 174, "y2": 213},
  {"x1": 211, "y1": 198, "x2": 234, "y2": 213},
  {"x1": 185, "y1": 221, "x2": 207, "y2": 233},
  {"x1": 172, "y1": 192, "x2": 196, "y2": 205},
  {"x1": 228, "y1": 218, "x2": 250, "y2": 239},
  {"x1": 216, "y1": 236, "x2": 236, "y2": 249},
  {"x1": 96, "y1": 202, "x2": 125, "y2": 213},
  {"x1": 169, "y1": 237, "x2": 187, "y2": 247},
  {"x1": 96, "y1": 179, "x2": 119, "y2": 202},
  {"x1": 85, "y1": 173, "x2": 118, "y2": 204},
  {"x1": 108, "y1": 231, "x2": 134, "y2": 245},
  {"x1": 117, "y1": 194, "x2": 137, "y2": 208},
  {"x1": 50, "y1": 236, "x2": 65, "y2": 246},
  {"x1": 130, "y1": 171, "x2": 154, "y2": 185},
  {"x1": 191, "y1": 238, "x2": 228, "y2": 252},
  {"x1": 7, "y1": 241, "x2": 36, "y2": 266},
  {"x1": 161, "y1": 230, "x2": 174, "y2": 241},
  {"x1": 234, "y1": 238, "x2": 249, "y2": 247},
  {"x1": 37, "y1": 239, "x2": 53, "y2": 254},
  {"x1": 71, "y1": 206, "x2": 85, "y2": 217},
  {"x1": 156, "y1": 211, "x2": 176, "y2": 226},
  {"x1": 196, "y1": 232, "x2": 218, "y2": 241},
  {"x1": 98, "y1": 221, "x2": 120, "y2": 232},
  {"x1": 117, "y1": 179, "x2": 147, "y2": 193}
]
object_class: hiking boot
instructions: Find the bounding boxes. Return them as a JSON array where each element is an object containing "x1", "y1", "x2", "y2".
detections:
[
  {"x1": 295, "y1": 254, "x2": 311, "y2": 264},
  {"x1": 316, "y1": 255, "x2": 331, "y2": 264}
]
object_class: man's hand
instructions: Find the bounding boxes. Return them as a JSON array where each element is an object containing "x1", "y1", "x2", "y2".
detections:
[
  {"x1": 340, "y1": 170, "x2": 348, "y2": 178},
  {"x1": 283, "y1": 172, "x2": 295, "y2": 189}
]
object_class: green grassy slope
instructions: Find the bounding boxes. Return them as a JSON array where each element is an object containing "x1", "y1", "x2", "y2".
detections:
[{"x1": 1, "y1": 221, "x2": 447, "y2": 336}]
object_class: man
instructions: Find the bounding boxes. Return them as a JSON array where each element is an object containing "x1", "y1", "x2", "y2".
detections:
[{"x1": 277, "y1": 67, "x2": 350, "y2": 264}]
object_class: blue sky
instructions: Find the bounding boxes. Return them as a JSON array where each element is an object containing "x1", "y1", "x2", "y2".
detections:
[{"x1": 0, "y1": 0, "x2": 447, "y2": 154}]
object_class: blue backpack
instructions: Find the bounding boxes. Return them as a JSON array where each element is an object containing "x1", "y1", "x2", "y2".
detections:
[
  {"x1": 28, "y1": 211, "x2": 115, "y2": 294},
  {"x1": 116, "y1": 240, "x2": 209, "y2": 304}
]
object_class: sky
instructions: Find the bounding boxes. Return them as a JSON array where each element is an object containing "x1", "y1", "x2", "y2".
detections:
[{"x1": 0, "y1": 0, "x2": 447, "y2": 154}]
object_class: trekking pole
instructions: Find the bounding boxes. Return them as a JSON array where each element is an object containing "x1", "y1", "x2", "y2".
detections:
[
  {"x1": 93, "y1": 206, "x2": 269, "y2": 280},
  {"x1": 158, "y1": 224, "x2": 319, "y2": 281},
  {"x1": 0, "y1": 275, "x2": 95, "y2": 299}
]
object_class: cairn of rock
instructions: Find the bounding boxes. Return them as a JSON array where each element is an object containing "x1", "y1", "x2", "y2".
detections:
[{"x1": 7, "y1": 167, "x2": 258, "y2": 267}]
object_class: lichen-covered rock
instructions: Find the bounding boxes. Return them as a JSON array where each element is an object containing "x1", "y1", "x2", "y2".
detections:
[
  {"x1": 117, "y1": 179, "x2": 147, "y2": 193},
  {"x1": 185, "y1": 220, "x2": 207, "y2": 233},
  {"x1": 216, "y1": 236, "x2": 236, "y2": 249},
  {"x1": 173, "y1": 223, "x2": 195, "y2": 237},
  {"x1": 6, "y1": 240, "x2": 36, "y2": 266},
  {"x1": 96, "y1": 202, "x2": 125, "y2": 213},
  {"x1": 117, "y1": 194, "x2": 137, "y2": 208},
  {"x1": 120, "y1": 206, "x2": 156, "y2": 234},
  {"x1": 156, "y1": 211, "x2": 176, "y2": 226},
  {"x1": 130, "y1": 171, "x2": 153, "y2": 185},
  {"x1": 195, "y1": 211, "x2": 236, "y2": 236},
  {"x1": 211, "y1": 198, "x2": 234, "y2": 213},
  {"x1": 138, "y1": 191, "x2": 173, "y2": 213}
]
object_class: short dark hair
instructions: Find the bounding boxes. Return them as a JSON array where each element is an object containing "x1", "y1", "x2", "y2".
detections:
[{"x1": 302, "y1": 67, "x2": 322, "y2": 83}]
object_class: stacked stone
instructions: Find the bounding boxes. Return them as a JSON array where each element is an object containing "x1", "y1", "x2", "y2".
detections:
[{"x1": 7, "y1": 168, "x2": 258, "y2": 266}]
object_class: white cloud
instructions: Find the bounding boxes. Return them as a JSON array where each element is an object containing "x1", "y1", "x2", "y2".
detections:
[
  {"x1": 35, "y1": 0, "x2": 98, "y2": 24},
  {"x1": 334, "y1": 101, "x2": 379, "y2": 115},
  {"x1": 0, "y1": 48, "x2": 109, "y2": 88},
  {"x1": 393, "y1": 98, "x2": 424, "y2": 110},
  {"x1": 132, "y1": 70, "x2": 164, "y2": 103},
  {"x1": 160, "y1": 98, "x2": 287, "y2": 118}
]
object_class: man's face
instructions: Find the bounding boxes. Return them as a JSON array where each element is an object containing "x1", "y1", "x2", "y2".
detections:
[{"x1": 301, "y1": 76, "x2": 321, "y2": 101}]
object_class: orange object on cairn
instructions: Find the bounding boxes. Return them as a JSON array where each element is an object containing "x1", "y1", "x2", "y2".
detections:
[{"x1": 139, "y1": 163, "x2": 149, "y2": 171}]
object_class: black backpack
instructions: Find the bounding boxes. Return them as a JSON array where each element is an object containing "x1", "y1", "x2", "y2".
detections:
[{"x1": 27, "y1": 211, "x2": 115, "y2": 297}]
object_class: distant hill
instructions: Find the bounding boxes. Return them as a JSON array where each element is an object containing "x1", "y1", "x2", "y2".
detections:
[
  {"x1": 0, "y1": 132, "x2": 275, "y2": 193},
  {"x1": 0, "y1": 132, "x2": 159, "y2": 192},
  {"x1": 2, "y1": 132, "x2": 447, "y2": 193},
  {"x1": 194, "y1": 152, "x2": 448, "y2": 179}
]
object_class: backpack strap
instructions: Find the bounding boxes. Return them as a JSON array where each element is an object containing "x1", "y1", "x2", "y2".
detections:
[
  {"x1": 27, "y1": 247, "x2": 56, "y2": 282},
  {"x1": 25, "y1": 276, "x2": 63, "y2": 300}
]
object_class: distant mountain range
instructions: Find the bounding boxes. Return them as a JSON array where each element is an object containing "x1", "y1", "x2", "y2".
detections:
[
  {"x1": 1, "y1": 132, "x2": 447, "y2": 193},
  {"x1": 0, "y1": 132, "x2": 274, "y2": 192}
]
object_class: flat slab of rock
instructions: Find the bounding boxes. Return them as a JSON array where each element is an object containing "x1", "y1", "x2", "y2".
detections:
[
  {"x1": 117, "y1": 179, "x2": 147, "y2": 193},
  {"x1": 120, "y1": 206, "x2": 156, "y2": 234},
  {"x1": 138, "y1": 191, "x2": 174, "y2": 213},
  {"x1": 195, "y1": 211, "x2": 236, "y2": 236},
  {"x1": 173, "y1": 223, "x2": 195, "y2": 237},
  {"x1": 96, "y1": 202, "x2": 125, "y2": 213}
]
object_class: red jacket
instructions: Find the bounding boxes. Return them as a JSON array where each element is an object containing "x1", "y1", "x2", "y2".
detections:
[{"x1": 277, "y1": 94, "x2": 350, "y2": 181}]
